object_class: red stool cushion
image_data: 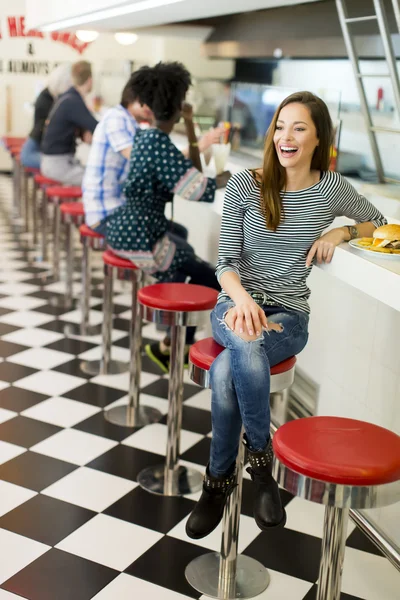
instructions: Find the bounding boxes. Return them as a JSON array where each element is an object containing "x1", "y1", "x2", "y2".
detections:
[
  {"x1": 4, "y1": 136, "x2": 25, "y2": 148},
  {"x1": 79, "y1": 224, "x2": 104, "y2": 239},
  {"x1": 189, "y1": 337, "x2": 296, "y2": 375},
  {"x1": 103, "y1": 250, "x2": 138, "y2": 270},
  {"x1": 34, "y1": 174, "x2": 59, "y2": 186},
  {"x1": 273, "y1": 416, "x2": 400, "y2": 486},
  {"x1": 138, "y1": 283, "x2": 218, "y2": 312},
  {"x1": 46, "y1": 186, "x2": 82, "y2": 199},
  {"x1": 60, "y1": 202, "x2": 84, "y2": 216},
  {"x1": 24, "y1": 167, "x2": 40, "y2": 174}
]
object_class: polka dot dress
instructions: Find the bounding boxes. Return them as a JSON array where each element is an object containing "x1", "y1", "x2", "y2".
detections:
[{"x1": 106, "y1": 128, "x2": 216, "y2": 282}]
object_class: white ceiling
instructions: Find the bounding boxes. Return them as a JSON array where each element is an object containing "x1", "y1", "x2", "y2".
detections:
[{"x1": 27, "y1": 0, "x2": 322, "y2": 32}]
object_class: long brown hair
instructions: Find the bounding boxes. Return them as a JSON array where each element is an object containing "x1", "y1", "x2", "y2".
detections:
[{"x1": 260, "y1": 91, "x2": 334, "y2": 230}]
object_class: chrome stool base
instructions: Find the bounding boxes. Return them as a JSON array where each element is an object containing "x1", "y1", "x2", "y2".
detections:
[
  {"x1": 80, "y1": 359, "x2": 129, "y2": 376},
  {"x1": 64, "y1": 322, "x2": 103, "y2": 338},
  {"x1": 185, "y1": 553, "x2": 270, "y2": 599},
  {"x1": 49, "y1": 295, "x2": 75, "y2": 310},
  {"x1": 138, "y1": 464, "x2": 203, "y2": 496},
  {"x1": 104, "y1": 405, "x2": 162, "y2": 428}
]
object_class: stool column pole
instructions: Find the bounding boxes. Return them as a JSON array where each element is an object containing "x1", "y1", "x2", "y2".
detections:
[
  {"x1": 164, "y1": 323, "x2": 186, "y2": 496},
  {"x1": 64, "y1": 220, "x2": 74, "y2": 308},
  {"x1": 218, "y1": 431, "x2": 245, "y2": 597},
  {"x1": 32, "y1": 183, "x2": 38, "y2": 246},
  {"x1": 317, "y1": 506, "x2": 349, "y2": 600},
  {"x1": 52, "y1": 201, "x2": 61, "y2": 281},
  {"x1": 81, "y1": 237, "x2": 91, "y2": 332},
  {"x1": 23, "y1": 173, "x2": 29, "y2": 233},
  {"x1": 41, "y1": 189, "x2": 48, "y2": 262},
  {"x1": 100, "y1": 268, "x2": 114, "y2": 375}
]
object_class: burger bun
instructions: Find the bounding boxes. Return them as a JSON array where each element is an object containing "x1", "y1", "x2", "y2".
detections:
[{"x1": 373, "y1": 223, "x2": 400, "y2": 241}]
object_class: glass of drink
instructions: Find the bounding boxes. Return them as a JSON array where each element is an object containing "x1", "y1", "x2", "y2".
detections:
[{"x1": 212, "y1": 143, "x2": 231, "y2": 175}]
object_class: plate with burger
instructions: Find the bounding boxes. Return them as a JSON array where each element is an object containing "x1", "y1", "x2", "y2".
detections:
[{"x1": 349, "y1": 224, "x2": 400, "y2": 260}]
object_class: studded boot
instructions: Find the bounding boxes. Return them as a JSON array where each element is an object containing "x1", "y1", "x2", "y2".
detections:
[
  {"x1": 185, "y1": 466, "x2": 236, "y2": 540},
  {"x1": 244, "y1": 435, "x2": 287, "y2": 530}
]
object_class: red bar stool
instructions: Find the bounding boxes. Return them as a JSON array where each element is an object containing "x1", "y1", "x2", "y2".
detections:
[
  {"x1": 273, "y1": 416, "x2": 400, "y2": 600},
  {"x1": 185, "y1": 338, "x2": 296, "y2": 599},
  {"x1": 64, "y1": 224, "x2": 105, "y2": 338},
  {"x1": 45, "y1": 186, "x2": 82, "y2": 287},
  {"x1": 81, "y1": 250, "x2": 162, "y2": 429},
  {"x1": 32, "y1": 174, "x2": 60, "y2": 257},
  {"x1": 137, "y1": 284, "x2": 219, "y2": 497},
  {"x1": 3, "y1": 136, "x2": 25, "y2": 149}
]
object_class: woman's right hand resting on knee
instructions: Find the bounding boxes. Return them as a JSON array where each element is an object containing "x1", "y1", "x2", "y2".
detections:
[{"x1": 221, "y1": 271, "x2": 282, "y2": 337}]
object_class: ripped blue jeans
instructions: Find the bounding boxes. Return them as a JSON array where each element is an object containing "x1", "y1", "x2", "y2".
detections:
[{"x1": 209, "y1": 301, "x2": 309, "y2": 477}]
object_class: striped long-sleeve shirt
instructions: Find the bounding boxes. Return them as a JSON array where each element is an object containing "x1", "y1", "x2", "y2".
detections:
[{"x1": 216, "y1": 169, "x2": 386, "y2": 314}]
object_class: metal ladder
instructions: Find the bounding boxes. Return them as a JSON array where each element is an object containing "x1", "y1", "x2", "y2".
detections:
[{"x1": 335, "y1": 0, "x2": 400, "y2": 183}]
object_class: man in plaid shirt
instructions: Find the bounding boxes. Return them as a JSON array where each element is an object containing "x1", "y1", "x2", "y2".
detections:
[{"x1": 82, "y1": 71, "x2": 154, "y2": 234}]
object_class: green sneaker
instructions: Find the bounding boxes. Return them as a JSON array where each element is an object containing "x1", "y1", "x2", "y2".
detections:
[
  {"x1": 145, "y1": 342, "x2": 190, "y2": 374},
  {"x1": 145, "y1": 343, "x2": 170, "y2": 374}
]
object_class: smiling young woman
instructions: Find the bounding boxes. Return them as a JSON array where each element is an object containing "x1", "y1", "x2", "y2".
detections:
[{"x1": 185, "y1": 90, "x2": 387, "y2": 541}]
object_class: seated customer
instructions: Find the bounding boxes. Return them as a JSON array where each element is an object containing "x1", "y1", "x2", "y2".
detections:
[
  {"x1": 83, "y1": 66, "x2": 225, "y2": 236},
  {"x1": 107, "y1": 62, "x2": 230, "y2": 372},
  {"x1": 41, "y1": 61, "x2": 98, "y2": 186},
  {"x1": 20, "y1": 63, "x2": 72, "y2": 170}
]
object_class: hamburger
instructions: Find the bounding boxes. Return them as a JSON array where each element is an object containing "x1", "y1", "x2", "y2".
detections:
[{"x1": 372, "y1": 224, "x2": 400, "y2": 251}]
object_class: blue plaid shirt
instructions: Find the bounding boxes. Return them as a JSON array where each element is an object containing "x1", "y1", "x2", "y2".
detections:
[{"x1": 82, "y1": 104, "x2": 138, "y2": 226}]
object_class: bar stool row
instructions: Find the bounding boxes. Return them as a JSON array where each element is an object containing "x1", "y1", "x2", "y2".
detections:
[{"x1": 4, "y1": 136, "x2": 400, "y2": 600}]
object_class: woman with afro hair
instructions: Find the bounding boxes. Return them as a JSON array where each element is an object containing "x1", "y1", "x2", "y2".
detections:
[{"x1": 106, "y1": 62, "x2": 230, "y2": 371}]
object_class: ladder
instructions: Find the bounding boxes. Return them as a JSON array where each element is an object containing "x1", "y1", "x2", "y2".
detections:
[{"x1": 335, "y1": 0, "x2": 400, "y2": 184}]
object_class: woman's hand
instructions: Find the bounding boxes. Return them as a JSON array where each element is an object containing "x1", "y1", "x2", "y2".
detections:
[
  {"x1": 226, "y1": 296, "x2": 268, "y2": 337},
  {"x1": 216, "y1": 170, "x2": 232, "y2": 189},
  {"x1": 198, "y1": 126, "x2": 226, "y2": 153},
  {"x1": 306, "y1": 228, "x2": 347, "y2": 267},
  {"x1": 181, "y1": 102, "x2": 193, "y2": 122}
]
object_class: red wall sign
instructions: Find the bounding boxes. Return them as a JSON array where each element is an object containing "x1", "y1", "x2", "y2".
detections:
[{"x1": 1, "y1": 16, "x2": 91, "y2": 54}]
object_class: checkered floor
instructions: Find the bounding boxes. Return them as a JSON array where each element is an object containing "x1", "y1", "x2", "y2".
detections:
[{"x1": 0, "y1": 174, "x2": 398, "y2": 600}]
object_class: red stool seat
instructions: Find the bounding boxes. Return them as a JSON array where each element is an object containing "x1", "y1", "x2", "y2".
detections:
[
  {"x1": 46, "y1": 186, "x2": 82, "y2": 199},
  {"x1": 139, "y1": 283, "x2": 218, "y2": 312},
  {"x1": 24, "y1": 167, "x2": 40, "y2": 174},
  {"x1": 4, "y1": 136, "x2": 25, "y2": 148},
  {"x1": 60, "y1": 202, "x2": 84, "y2": 216},
  {"x1": 273, "y1": 416, "x2": 400, "y2": 486},
  {"x1": 34, "y1": 174, "x2": 59, "y2": 186},
  {"x1": 190, "y1": 337, "x2": 296, "y2": 375},
  {"x1": 103, "y1": 249, "x2": 138, "y2": 270},
  {"x1": 80, "y1": 224, "x2": 104, "y2": 239}
]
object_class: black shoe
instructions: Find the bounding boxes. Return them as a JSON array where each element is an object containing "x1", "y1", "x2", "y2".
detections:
[
  {"x1": 186, "y1": 467, "x2": 236, "y2": 539},
  {"x1": 244, "y1": 435, "x2": 286, "y2": 531},
  {"x1": 145, "y1": 343, "x2": 190, "y2": 375}
]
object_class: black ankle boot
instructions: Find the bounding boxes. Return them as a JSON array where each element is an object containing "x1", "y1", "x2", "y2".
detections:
[
  {"x1": 185, "y1": 467, "x2": 236, "y2": 540},
  {"x1": 244, "y1": 436, "x2": 286, "y2": 531}
]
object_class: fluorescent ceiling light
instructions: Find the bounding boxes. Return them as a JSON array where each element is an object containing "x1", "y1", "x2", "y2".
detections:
[
  {"x1": 40, "y1": 0, "x2": 185, "y2": 31},
  {"x1": 114, "y1": 32, "x2": 139, "y2": 45},
  {"x1": 76, "y1": 30, "x2": 99, "y2": 42}
]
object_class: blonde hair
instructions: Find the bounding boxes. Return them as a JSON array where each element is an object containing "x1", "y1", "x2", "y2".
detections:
[
  {"x1": 48, "y1": 63, "x2": 72, "y2": 98},
  {"x1": 71, "y1": 61, "x2": 92, "y2": 87}
]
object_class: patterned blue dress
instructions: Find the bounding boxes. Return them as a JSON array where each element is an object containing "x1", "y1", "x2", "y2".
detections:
[{"x1": 106, "y1": 128, "x2": 216, "y2": 282}]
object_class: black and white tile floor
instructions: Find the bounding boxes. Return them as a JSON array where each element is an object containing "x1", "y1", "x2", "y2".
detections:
[{"x1": 0, "y1": 174, "x2": 398, "y2": 599}]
